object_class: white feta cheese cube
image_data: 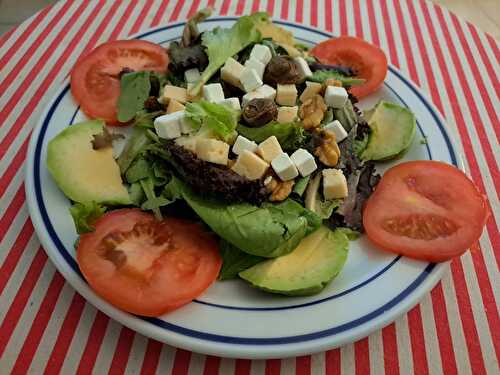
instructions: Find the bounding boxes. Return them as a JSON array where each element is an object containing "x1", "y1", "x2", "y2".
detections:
[
  {"x1": 242, "y1": 84, "x2": 276, "y2": 106},
  {"x1": 244, "y1": 58, "x2": 266, "y2": 80},
  {"x1": 216, "y1": 97, "x2": 241, "y2": 111},
  {"x1": 250, "y1": 44, "x2": 272, "y2": 65},
  {"x1": 323, "y1": 120, "x2": 348, "y2": 142},
  {"x1": 221, "y1": 57, "x2": 245, "y2": 88},
  {"x1": 294, "y1": 57, "x2": 313, "y2": 78},
  {"x1": 324, "y1": 86, "x2": 348, "y2": 108},
  {"x1": 184, "y1": 68, "x2": 200, "y2": 83},
  {"x1": 203, "y1": 83, "x2": 225, "y2": 102},
  {"x1": 240, "y1": 67, "x2": 263, "y2": 93},
  {"x1": 276, "y1": 106, "x2": 298, "y2": 123},
  {"x1": 322, "y1": 169, "x2": 348, "y2": 199},
  {"x1": 299, "y1": 81, "x2": 322, "y2": 103},
  {"x1": 196, "y1": 138, "x2": 229, "y2": 165},
  {"x1": 232, "y1": 135, "x2": 258, "y2": 155},
  {"x1": 257, "y1": 135, "x2": 283, "y2": 163},
  {"x1": 232, "y1": 150, "x2": 269, "y2": 180},
  {"x1": 271, "y1": 152, "x2": 299, "y2": 181},
  {"x1": 175, "y1": 136, "x2": 197, "y2": 152},
  {"x1": 290, "y1": 148, "x2": 317, "y2": 177},
  {"x1": 276, "y1": 84, "x2": 298, "y2": 106},
  {"x1": 163, "y1": 85, "x2": 188, "y2": 104},
  {"x1": 179, "y1": 116, "x2": 197, "y2": 134},
  {"x1": 154, "y1": 112, "x2": 183, "y2": 139},
  {"x1": 187, "y1": 82, "x2": 202, "y2": 101}
]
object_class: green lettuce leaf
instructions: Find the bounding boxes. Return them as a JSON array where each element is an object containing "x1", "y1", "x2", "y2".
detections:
[
  {"x1": 309, "y1": 70, "x2": 365, "y2": 86},
  {"x1": 236, "y1": 121, "x2": 309, "y2": 151},
  {"x1": 117, "y1": 72, "x2": 151, "y2": 123},
  {"x1": 117, "y1": 127, "x2": 151, "y2": 174},
  {"x1": 190, "y1": 16, "x2": 261, "y2": 95},
  {"x1": 305, "y1": 173, "x2": 342, "y2": 219},
  {"x1": 218, "y1": 240, "x2": 265, "y2": 280},
  {"x1": 185, "y1": 100, "x2": 238, "y2": 142},
  {"x1": 69, "y1": 202, "x2": 106, "y2": 234}
]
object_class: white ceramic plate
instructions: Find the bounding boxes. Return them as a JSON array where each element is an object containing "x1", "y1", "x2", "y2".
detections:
[{"x1": 25, "y1": 18, "x2": 461, "y2": 359}]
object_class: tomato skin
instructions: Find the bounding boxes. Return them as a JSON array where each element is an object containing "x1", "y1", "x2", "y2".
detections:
[
  {"x1": 71, "y1": 40, "x2": 168, "y2": 125},
  {"x1": 363, "y1": 161, "x2": 488, "y2": 262},
  {"x1": 310, "y1": 36, "x2": 388, "y2": 98},
  {"x1": 77, "y1": 209, "x2": 221, "y2": 317}
]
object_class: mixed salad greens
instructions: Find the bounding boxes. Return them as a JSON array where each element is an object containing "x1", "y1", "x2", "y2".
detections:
[{"x1": 46, "y1": 10, "x2": 488, "y2": 317}]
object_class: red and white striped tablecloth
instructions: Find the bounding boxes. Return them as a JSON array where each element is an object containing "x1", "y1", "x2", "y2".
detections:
[{"x1": 0, "y1": 0, "x2": 498, "y2": 373}]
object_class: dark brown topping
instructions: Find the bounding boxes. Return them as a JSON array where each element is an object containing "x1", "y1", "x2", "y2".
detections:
[
  {"x1": 242, "y1": 98, "x2": 278, "y2": 127},
  {"x1": 144, "y1": 96, "x2": 164, "y2": 112},
  {"x1": 91, "y1": 127, "x2": 125, "y2": 150},
  {"x1": 264, "y1": 56, "x2": 305, "y2": 85}
]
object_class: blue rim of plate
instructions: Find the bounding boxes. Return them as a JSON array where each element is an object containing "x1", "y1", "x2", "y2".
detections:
[{"x1": 31, "y1": 19, "x2": 456, "y2": 345}]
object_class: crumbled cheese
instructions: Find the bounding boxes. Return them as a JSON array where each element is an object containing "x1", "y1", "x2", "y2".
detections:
[
  {"x1": 324, "y1": 86, "x2": 348, "y2": 108},
  {"x1": 196, "y1": 138, "x2": 229, "y2": 165},
  {"x1": 240, "y1": 67, "x2": 263, "y2": 93},
  {"x1": 184, "y1": 68, "x2": 201, "y2": 83},
  {"x1": 323, "y1": 120, "x2": 348, "y2": 142},
  {"x1": 162, "y1": 85, "x2": 188, "y2": 104},
  {"x1": 231, "y1": 150, "x2": 269, "y2": 180},
  {"x1": 166, "y1": 99, "x2": 185, "y2": 114},
  {"x1": 216, "y1": 97, "x2": 241, "y2": 111},
  {"x1": 203, "y1": 83, "x2": 225, "y2": 102},
  {"x1": 271, "y1": 152, "x2": 299, "y2": 181},
  {"x1": 249, "y1": 44, "x2": 272, "y2": 65},
  {"x1": 244, "y1": 58, "x2": 266, "y2": 80},
  {"x1": 322, "y1": 168, "x2": 348, "y2": 199},
  {"x1": 242, "y1": 84, "x2": 276, "y2": 106},
  {"x1": 294, "y1": 57, "x2": 313, "y2": 78},
  {"x1": 154, "y1": 112, "x2": 183, "y2": 139},
  {"x1": 232, "y1": 135, "x2": 258, "y2": 155},
  {"x1": 257, "y1": 135, "x2": 283, "y2": 163},
  {"x1": 290, "y1": 148, "x2": 317, "y2": 177},
  {"x1": 221, "y1": 57, "x2": 245, "y2": 88},
  {"x1": 276, "y1": 84, "x2": 298, "y2": 106},
  {"x1": 276, "y1": 106, "x2": 298, "y2": 123}
]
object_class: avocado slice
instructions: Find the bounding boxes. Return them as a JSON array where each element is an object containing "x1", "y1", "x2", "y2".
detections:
[
  {"x1": 239, "y1": 226, "x2": 349, "y2": 296},
  {"x1": 47, "y1": 120, "x2": 131, "y2": 205},
  {"x1": 361, "y1": 101, "x2": 416, "y2": 161}
]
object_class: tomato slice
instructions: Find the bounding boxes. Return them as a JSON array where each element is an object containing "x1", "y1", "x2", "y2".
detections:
[
  {"x1": 77, "y1": 209, "x2": 221, "y2": 316},
  {"x1": 70, "y1": 40, "x2": 168, "y2": 125},
  {"x1": 310, "y1": 36, "x2": 388, "y2": 98},
  {"x1": 363, "y1": 161, "x2": 488, "y2": 262}
]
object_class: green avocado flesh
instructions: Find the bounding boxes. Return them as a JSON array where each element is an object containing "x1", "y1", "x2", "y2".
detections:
[
  {"x1": 239, "y1": 226, "x2": 349, "y2": 296},
  {"x1": 361, "y1": 100, "x2": 416, "y2": 161},
  {"x1": 47, "y1": 120, "x2": 131, "y2": 205}
]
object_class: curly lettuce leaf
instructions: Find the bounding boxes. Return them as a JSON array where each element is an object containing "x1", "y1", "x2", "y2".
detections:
[
  {"x1": 310, "y1": 70, "x2": 365, "y2": 86},
  {"x1": 185, "y1": 100, "x2": 238, "y2": 142},
  {"x1": 237, "y1": 121, "x2": 309, "y2": 151},
  {"x1": 190, "y1": 16, "x2": 261, "y2": 95},
  {"x1": 69, "y1": 202, "x2": 106, "y2": 234}
]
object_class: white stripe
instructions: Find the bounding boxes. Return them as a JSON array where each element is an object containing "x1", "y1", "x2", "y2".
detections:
[
  {"x1": 124, "y1": 333, "x2": 149, "y2": 375},
  {"x1": 343, "y1": 0, "x2": 356, "y2": 35},
  {"x1": 281, "y1": 357, "x2": 295, "y2": 374},
  {"x1": 0, "y1": 259, "x2": 56, "y2": 374},
  {"x1": 0, "y1": 196, "x2": 29, "y2": 266},
  {"x1": 219, "y1": 357, "x2": 235, "y2": 374},
  {"x1": 0, "y1": 166, "x2": 24, "y2": 220},
  {"x1": 0, "y1": 17, "x2": 31, "y2": 57},
  {"x1": 226, "y1": 0, "x2": 240, "y2": 16},
  {"x1": 395, "y1": 314, "x2": 414, "y2": 375},
  {"x1": 262, "y1": 0, "x2": 277, "y2": 18},
  {"x1": 311, "y1": 352, "x2": 325, "y2": 374},
  {"x1": 243, "y1": 0, "x2": 256, "y2": 14},
  {"x1": 175, "y1": 0, "x2": 193, "y2": 21},
  {"x1": 286, "y1": 0, "x2": 296, "y2": 23},
  {"x1": 478, "y1": 232, "x2": 500, "y2": 307},
  {"x1": 155, "y1": 344, "x2": 176, "y2": 374},
  {"x1": 331, "y1": 0, "x2": 341, "y2": 35},
  {"x1": 27, "y1": 283, "x2": 77, "y2": 374},
  {"x1": 340, "y1": 343, "x2": 354, "y2": 375},
  {"x1": 418, "y1": 291, "x2": 444, "y2": 375},
  {"x1": 358, "y1": 0, "x2": 372, "y2": 41},
  {"x1": 385, "y1": 0, "x2": 411, "y2": 74},
  {"x1": 249, "y1": 359, "x2": 266, "y2": 375},
  {"x1": 368, "y1": 330, "x2": 384, "y2": 375},
  {"x1": 370, "y1": 0, "x2": 389, "y2": 55},
  {"x1": 59, "y1": 303, "x2": 100, "y2": 374},
  {"x1": 474, "y1": 28, "x2": 500, "y2": 82},
  {"x1": 188, "y1": 352, "x2": 205, "y2": 375},
  {"x1": 93, "y1": 319, "x2": 123, "y2": 372}
]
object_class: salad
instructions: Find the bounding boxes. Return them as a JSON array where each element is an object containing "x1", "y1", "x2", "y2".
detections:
[{"x1": 46, "y1": 10, "x2": 488, "y2": 317}]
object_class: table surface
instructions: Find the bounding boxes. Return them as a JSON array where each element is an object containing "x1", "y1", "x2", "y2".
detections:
[{"x1": 0, "y1": 0, "x2": 498, "y2": 374}]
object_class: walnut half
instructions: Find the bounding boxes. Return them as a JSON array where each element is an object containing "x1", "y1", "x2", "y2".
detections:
[
  {"x1": 314, "y1": 130, "x2": 341, "y2": 167},
  {"x1": 265, "y1": 176, "x2": 295, "y2": 202},
  {"x1": 299, "y1": 94, "x2": 327, "y2": 129}
]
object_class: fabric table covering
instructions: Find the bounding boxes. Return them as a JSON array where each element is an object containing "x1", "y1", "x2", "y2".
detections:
[{"x1": 0, "y1": 0, "x2": 498, "y2": 373}]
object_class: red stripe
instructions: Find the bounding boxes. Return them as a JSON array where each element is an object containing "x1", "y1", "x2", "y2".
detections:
[
  {"x1": 325, "y1": 348, "x2": 340, "y2": 375},
  {"x1": 338, "y1": 0, "x2": 347, "y2": 35},
  {"x1": 236, "y1": 0, "x2": 246, "y2": 15},
  {"x1": 169, "y1": 0, "x2": 186, "y2": 21},
  {"x1": 220, "y1": 0, "x2": 231, "y2": 16},
  {"x1": 381, "y1": 324, "x2": 399, "y2": 375},
  {"x1": 485, "y1": 34, "x2": 500, "y2": 63},
  {"x1": 151, "y1": 0, "x2": 171, "y2": 27},
  {"x1": 139, "y1": 339, "x2": 163, "y2": 375},
  {"x1": 366, "y1": 0, "x2": 380, "y2": 46},
  {"x1": 0, "y1": 121, "x2": 28, "y2": 200},
  {"x1": 43, "y1": 293, "x2": 86, "y2": 375},
  {"x1": 203, "y1": 356, "x2": 221, "y2": 375},
  {"x1": 0, "y1": 187, "x2": 26, "y2": 243},
  {"x1": 449, "y1": 258, "x2": 488, "y2": 374},
  {"x1": 0, "y1": 0, "x2": 74, "y2": 112},
  {"x1": 109, "y1": 327, "x2": 136, "y2": 375},
  {"x1": 430, "y1": 284, "x2": 458, "y2": 374},
  {"x1": 266, "y1": 0, "x2": 275, "y2": 16},
  {"x1": 407, "y1": 306, "x2": 429, "y2": 375},
  {"x1": 450, "y1": 16, "x2": 500, "y2": 144},
  {"x1": 0, "y1": 1, "x2": 106, "y2": 164},
  {"x1": 392, "y1": 0, "x2": 419, "y2": 85},
  {"x1": 251, "y1": 0, "x2": 260, "y2": 13},
  {"x1": 130, "y1": 0, "x2": 154, "y2": 35},
  {"x1": 265, "y1": 359, "x2": 281, "y2": 375},
  {"x1": 109, "y1": 1, "x2": 138, "y2": 41},
  {"x1": 280, "y1": 0, "x2": 289, "y2": 20},
  {"x1": 235, "y1": 359, "x2": 251, "y2": 375},
  {"x1": 0, "y1": 248, "x2": 47, "y2": 357},
  {"x1": 207, "y1": 0, "x2": 217, "y2": 9},
  {"x1": 0, "y1": 5, "x2": 52, "y2": 71},
  {"x1": 324, "y1": 0, "x2": 333, "y2": 32},
  {"x1": 0, "y1": 219, "x2": 33, "y2": 294},
  {"x1": 171, "y1": 349, "x2": 192, "y2": 375},
  {"x1": 352, "y1": 0, "x2": 363, "y2": 37},
  {"x1": 187, "y1": 0, "x2": 202, "y2": 18},
  {"x1": 295, "y1": 355, "x2": 311, "y2": 375},
  {"x1": 354, "y1": 338, "x2": 370, "y2": 375},
  {"x1": 378, "y1": 0, "x2": 399, "y2": 67},
  {"x1": 467, "y1": 24, "x2": 500, "y2": 100},
  {"x1": 310, "y1": 0, "x2": 317, "y2": 26},
  {"x1": 295, "y1": 0, "x2": 303, "y2": 24},
  {"x1": 0, "y1": 26, "x2": 17, "y2": 50},
  {"x1": 76, "y1": 312, "x2": 110, "y2": 375}
]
